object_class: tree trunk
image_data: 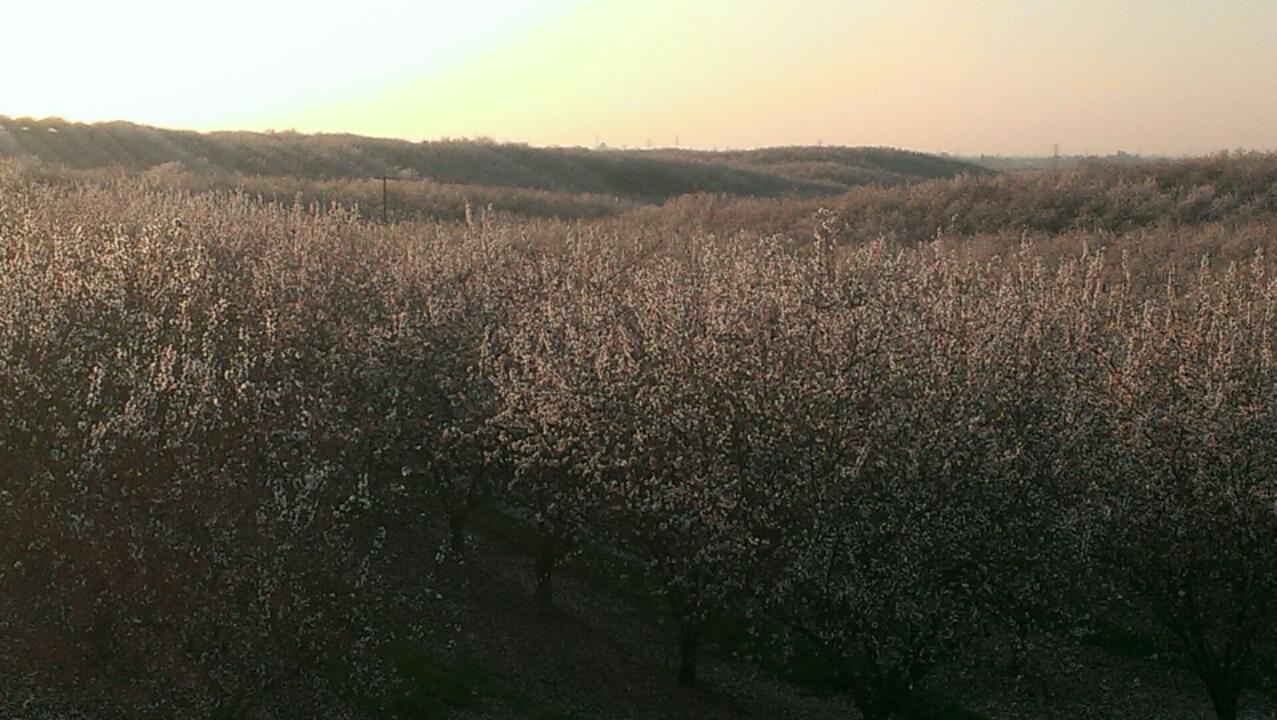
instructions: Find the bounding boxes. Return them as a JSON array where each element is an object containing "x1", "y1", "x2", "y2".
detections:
[
  {"x1": 851, "y1": 683, "x2": 901, "y2": 720},
  {"x1": 1208, "y1": 683, "x2": 1239, "y2": 720},
  {"x1": 535, "y1": 534, "x2": 557, "y2": 616},
  {"x1": 448, "y1": 513, "x2": 466, "y2": 556},
  {"x1": 853, "y1": 696, "x2": 895, "y2": 720},
  {"x1": 677, "y1": 621, "x2": 701, "y2": 686}
]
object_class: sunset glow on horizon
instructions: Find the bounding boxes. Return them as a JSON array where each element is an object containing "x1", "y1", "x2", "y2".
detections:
[{"x1": 6, "y1": 0, "x2": 1276, "y2": 155}]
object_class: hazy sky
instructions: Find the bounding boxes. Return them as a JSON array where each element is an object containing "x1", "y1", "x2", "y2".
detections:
[{"x1": 5, "y1": 0, "x2": 1275, "y2": 155}]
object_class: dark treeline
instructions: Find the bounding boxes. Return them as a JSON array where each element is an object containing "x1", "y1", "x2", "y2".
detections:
[{"x1": 0, "y1": 116, "x2": 988, "y2": 202}]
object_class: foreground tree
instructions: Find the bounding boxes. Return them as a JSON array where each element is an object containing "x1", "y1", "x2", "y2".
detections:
[
  {"x1": 361, "y1": 223, "x2": 532, "y2": 558},
  {"x1": 485, "y1": 243, "x2": 619, "y2": 615},
  {"x1": 495, "y1": 236, "x2": 817, "y2": 682},
  {"x1": 1090, "y1": 259, "x2": 1277, "y2": 720},
  {"x1": 0, "y1": 190, "x2": 396, "y2": 716},
  {"x1": 761, "y1": 246, "x2": 1084, "y2": 719}
]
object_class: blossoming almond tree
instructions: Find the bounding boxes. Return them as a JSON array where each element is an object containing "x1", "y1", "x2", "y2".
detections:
[
  {"x1": 1090, "y1": 259, "x2": 1277, "y2": 720},
  {"x1": 484, "y1": 242, "x2": 627, "y2": 614},
  {"x1": 360, "y1": 224, "x2": 530, "y2": 558},
  {"x1": 759, "y1": 245, "x2": 1089, "y2": 720},
  {"x1": 583, "y1": 239, "x2": 833, "y2": 686},
  {"x1": 0, "y1": 186, "x2": 391, "y2": 716}
]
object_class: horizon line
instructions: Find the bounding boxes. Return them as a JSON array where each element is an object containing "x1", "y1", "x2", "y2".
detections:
[{"x1": 2, "y1": 112, "x2": 1273, "y2": 160}]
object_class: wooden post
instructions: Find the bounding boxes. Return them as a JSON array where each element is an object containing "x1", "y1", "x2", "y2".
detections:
[{"x1": 380, "y1": 175, "x2": 388, "y2": 224}]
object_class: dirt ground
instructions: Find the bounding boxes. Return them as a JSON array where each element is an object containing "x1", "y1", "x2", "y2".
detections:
[{"x1": 378, "y1": 513, "x2": 1275, "y2": 720}]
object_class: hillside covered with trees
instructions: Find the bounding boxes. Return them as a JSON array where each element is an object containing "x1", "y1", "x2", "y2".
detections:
[
  {"x1": 4, "y1": 153, "x2": 1277, "y2": 719},
  {"x1": 0, "y1": 116, "x2": 987, "y2": 203}
]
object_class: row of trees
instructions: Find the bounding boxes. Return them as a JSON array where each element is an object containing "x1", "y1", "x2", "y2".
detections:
[
  {"x1": 635, "y1": 152, "x2": 1277, "y2": 241},
  {"x1": 3, "y1": 168, "x2": 1276, "y2": 718},
  {"x1": 481, "y1": 234, "x2": 1277, "y2": 719}
]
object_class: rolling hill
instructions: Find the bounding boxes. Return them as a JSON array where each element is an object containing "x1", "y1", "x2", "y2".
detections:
[{"x1": 0, "y1": 116, "x2": 989, "y2": 203}]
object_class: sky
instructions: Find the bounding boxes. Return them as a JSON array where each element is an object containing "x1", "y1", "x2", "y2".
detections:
[{"x1": 4, "y1": 0, "x2": 1275, "y2": 155}]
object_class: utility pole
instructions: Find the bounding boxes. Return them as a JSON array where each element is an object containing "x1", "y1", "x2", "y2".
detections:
[
  {"x1": 1053, "y1": 144, "x2": 1060, "y2": 172},
  {"x1": 376, "y1": 175, "x2": 391, "y2": 224}
]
